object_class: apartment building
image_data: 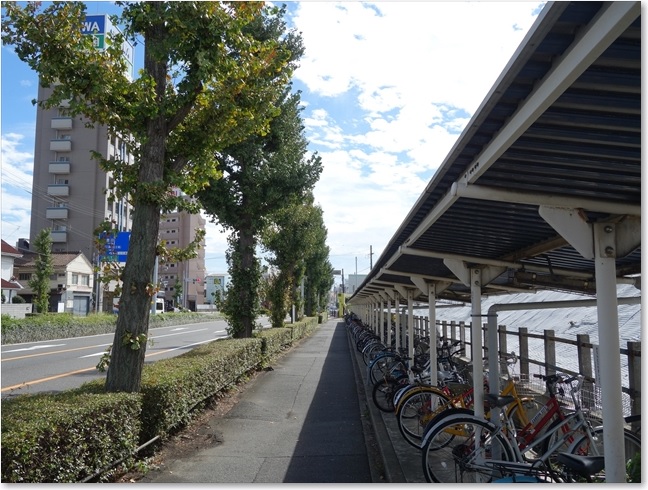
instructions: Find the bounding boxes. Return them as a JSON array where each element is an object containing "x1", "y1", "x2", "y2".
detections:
[
  {"x1": 29, "y1": 84, "x2": 134, "y2": 262},
  {"x1": 158, "y1": 210, "x2": 206, "y2": 311}
]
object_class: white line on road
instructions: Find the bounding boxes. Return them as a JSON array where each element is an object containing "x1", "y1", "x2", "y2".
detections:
[{"x1": 3, "y1": 344, "x2": 66, "y2": 353}]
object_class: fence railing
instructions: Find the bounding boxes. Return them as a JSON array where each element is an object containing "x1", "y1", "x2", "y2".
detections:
[{"x1": 403, "y1": 316, "x2": 641, "y2": 418}]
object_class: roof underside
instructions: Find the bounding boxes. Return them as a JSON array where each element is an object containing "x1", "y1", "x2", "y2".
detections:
[{"x1": 350, "y1": 1, "x2": 641, "y2": 307}]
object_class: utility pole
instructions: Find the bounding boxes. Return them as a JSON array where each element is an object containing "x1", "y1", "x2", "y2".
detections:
[{"x1": 369, "y1": 245, "x2": 374, "y2": 270}]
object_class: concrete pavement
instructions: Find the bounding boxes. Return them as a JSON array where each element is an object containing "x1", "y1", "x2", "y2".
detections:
[{"x1": 141, "y1": 319, "x2": 386, "y2": 483}]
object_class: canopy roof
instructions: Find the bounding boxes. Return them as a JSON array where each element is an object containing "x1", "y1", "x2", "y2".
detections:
[{"x1": 349, "y1": 1, "x2": 641, "y2": 307}]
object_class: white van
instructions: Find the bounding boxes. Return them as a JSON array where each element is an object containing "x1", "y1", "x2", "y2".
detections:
[{"x1": 153, "y1": 298, "x2": 165, "y2": 314}]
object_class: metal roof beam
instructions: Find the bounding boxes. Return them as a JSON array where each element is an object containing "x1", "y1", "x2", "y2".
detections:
[
  {"x1": 381, "y1": 268, "x2": 534, "y2": 294},
  {"x1": 397, "y1": 245, "x2": 595, "y2": 279},
  {"x1": 456, "y1": 183, "x2": 640, "y2": 217}
]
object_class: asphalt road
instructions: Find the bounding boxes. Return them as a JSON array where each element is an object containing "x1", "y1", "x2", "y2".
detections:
[{"x1": 1, "y1": 317, "x2": 270, "y2": 399}]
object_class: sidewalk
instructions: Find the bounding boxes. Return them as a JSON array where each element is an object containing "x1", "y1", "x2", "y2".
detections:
[{"x1": 141, "y1": 319, "x2": 384, "y2": 483}]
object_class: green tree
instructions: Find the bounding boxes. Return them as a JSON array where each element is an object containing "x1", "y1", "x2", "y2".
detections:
[
  {"x1": 28, "y1": 229, "x2": 54, "y2": 314},
  {"x1": 199, "y1": 79, "x2": 323, "y2": 337},
  {"x1": 262, "y1": 197, "x2": 331, "y2": 326},
  {"x1": 303, "y1": 220, "x2": 334, "y2": 317},
  {"x1": 3, "y1": 1, "x2": 297, "y2": 392}
]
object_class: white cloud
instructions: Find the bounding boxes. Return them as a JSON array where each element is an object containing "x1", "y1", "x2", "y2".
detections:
[
  {"x1": 290, "y1": 2, "x2": 543, "y2": 277},
  {"x1": 1, "y1": 133, "x2": 35, "y2": 243}
]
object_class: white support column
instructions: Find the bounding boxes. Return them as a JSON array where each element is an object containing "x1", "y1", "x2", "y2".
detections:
[
  {"x1": 594, "y1": 222, "x2": 625, "y2": 483},
  {"x1": 471, "y1": 268, "x2": 485, "y2": 419},
  {"x1": 407, "y1": 289, "x2": 415, "y2": 367},
  {"x1": 378, "y1": 297, "x2": 385, "y2": 342},
  {"x1": 373, "y1": 300, "x2": 378, "y2": 333},
  {"x1": 386, "y1": 294, "x2": 392, "y2": 348},
  {"x1": 393, "y1": 292, "x2": 401, "y2": 351},
  {"x1": 400, "y1": 306, "x2": 407, "y2": 352},
  {"x1": 487, "y1": 308, "x2": 501, "y2": 431},
  {"x1": 428, "y1": 284, "x2": 437, "y2": 386}
]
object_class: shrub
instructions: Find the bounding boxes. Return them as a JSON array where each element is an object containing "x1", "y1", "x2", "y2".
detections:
[{"x1": 1, "y1": 391, "x2": 141, "y2": 483}]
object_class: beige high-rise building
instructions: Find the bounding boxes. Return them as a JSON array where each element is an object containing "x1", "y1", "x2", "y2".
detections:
[
  {"x1": 158, "y1": 210, "x2": 206, "y2": 311},
  {"x1": 29, "y1": 85, "x2": 133, "y2": 262}
]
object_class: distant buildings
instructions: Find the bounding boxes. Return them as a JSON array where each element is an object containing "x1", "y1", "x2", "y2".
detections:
[
  {"x1": 204, "y1": 273, "x2": 228, "y2": 305},
  {"x1": 1, "y1": 240, "x2": 23, "y2": 304},
  {"x1": 158, "y1": 208, "x2": 206, "y2": 310}
]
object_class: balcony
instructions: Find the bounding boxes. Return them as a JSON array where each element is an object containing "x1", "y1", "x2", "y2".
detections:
[
  {"x1": 51, "y1": 118, "x2": 73, "y2": 130},
  {"x1": 47, "y1": 185, "x2": 69, "y2": 197},
  {"x1": 50, "y1": 139, "x2": 72, "y2": 152},
  {"x1": 51, "y1": 231, "x2": 67, "y2": 243},
  {"x1": 49, "y1": 162, "x2": 71, "y2": 174},
  {"x1": 46, "y1": 207, "x2": 69, "y2": 219}
]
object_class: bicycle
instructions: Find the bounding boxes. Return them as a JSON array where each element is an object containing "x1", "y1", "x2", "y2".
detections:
[
  {"x1": 396, "y1": 352, "x2": 537, "y2": 449},
  {"x1": 420, "y1": 373, "x2": 641, "y2": 482},
  {"x1": 371, "y1": 354, "x2": 431, "y2": 412}
]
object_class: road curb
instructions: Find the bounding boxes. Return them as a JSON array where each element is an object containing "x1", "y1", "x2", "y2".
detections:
[{"x1": 345, "y1": 323, "x2": 406, "y2": 483}]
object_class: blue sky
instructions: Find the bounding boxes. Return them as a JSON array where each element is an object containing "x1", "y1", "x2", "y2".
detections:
[{"x1": 1, "y1": 1, "x2": 545, "y2": 285}]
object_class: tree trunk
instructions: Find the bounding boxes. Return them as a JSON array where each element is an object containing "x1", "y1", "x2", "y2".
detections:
[
  {"x1": 105, "y1": 200, "x2": 161, "y2": 392},
  {"x1": 105, "y1": 8, "x2": 168, "y2": 392},
  {"x1": 235, "y1": 225, "x2": 257, "y2": 338}
]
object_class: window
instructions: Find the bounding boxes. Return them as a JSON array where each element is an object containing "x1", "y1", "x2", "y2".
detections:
[
  {"x1": 81, "y1": 275, "x2": 89, "y2": 286},
  {"x1": 71, "y1": 273, "x2": 79, "y2": 285},
  {"x1": 57, "y1": 156, "x2": 70, "y2": 162},
  {"x1": 18, "y1": 273, "x2": 31, "y2": 281}
]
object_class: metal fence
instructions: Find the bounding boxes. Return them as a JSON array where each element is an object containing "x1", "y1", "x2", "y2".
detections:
[{"x1": 407, "y1": 316, "x2": 640, "y2": 418}]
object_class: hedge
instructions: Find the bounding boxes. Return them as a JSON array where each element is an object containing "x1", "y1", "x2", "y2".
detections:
[
  {"x1": 1, "y1": 391, "x2": 141, "y2": 483},
  {"x1": 1, "y1": 317, "x2": 321, "y2": 482},
  {"x1": 1, "y1": 312, "x2": 221, "y2": 345}
]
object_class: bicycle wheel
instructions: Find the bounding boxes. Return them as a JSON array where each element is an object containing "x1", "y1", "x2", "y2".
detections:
[
  {"x1": 362, "y1": 342, "x2": 387, "y2": 366},
  {"x1": 397, "y1": 388, "x2": 452, "y2": 448},
  {"x1": 540, "y1": 416, "x2": 590, "y2": 461},
  {"x1": 506, "y1": 397, "x2": 540, "y2": 430},
  {"x1": 368, "y1": 354, "x2": 398, "y2": 384},
  {"x1": 422, "y1": 414, "x2": 513, "y2": 483},
  {"x1": 421, "y1": 407, "x2": 476, "y2": 451},
  {"x1": 372, "y1": 376, "x2": 407, "y2": 412},
  {"x1": 568, "y1": 426, "x2": 641, "y2": 482}
]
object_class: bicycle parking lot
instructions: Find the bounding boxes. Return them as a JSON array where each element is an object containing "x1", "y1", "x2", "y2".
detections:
[{"x1": 346, "y1": 314, "x2": 641, "y2": 483}]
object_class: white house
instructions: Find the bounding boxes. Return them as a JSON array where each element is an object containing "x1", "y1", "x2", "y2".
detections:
[
  {"x1": 14, "y1": 251, "x2": 94, "y2": 315},
  {"x1": 1, "y1": 240, "x2": 24, "y2": 304}
]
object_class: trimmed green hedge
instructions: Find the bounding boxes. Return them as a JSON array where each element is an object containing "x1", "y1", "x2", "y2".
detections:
[
  {"x1": 1, "y1": 391, "x2": 141, "y2": 483},
  {"x1": 256, "y1": 325, "x2": 293, "y2": 355},
  {"x1": 1, "y1": 312, "x2": 221, "y2": 345},
  {"x1": 1, "y1": 317, "x2": 321, "y2": 483}
]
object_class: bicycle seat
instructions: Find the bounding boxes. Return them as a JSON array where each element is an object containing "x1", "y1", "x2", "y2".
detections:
[
  {"x1": 556, "y1": 452, "x2": 605, "y2": 477},
  {"x1": 485, "y1": 393, "x2": 516, "y2": 408}
]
